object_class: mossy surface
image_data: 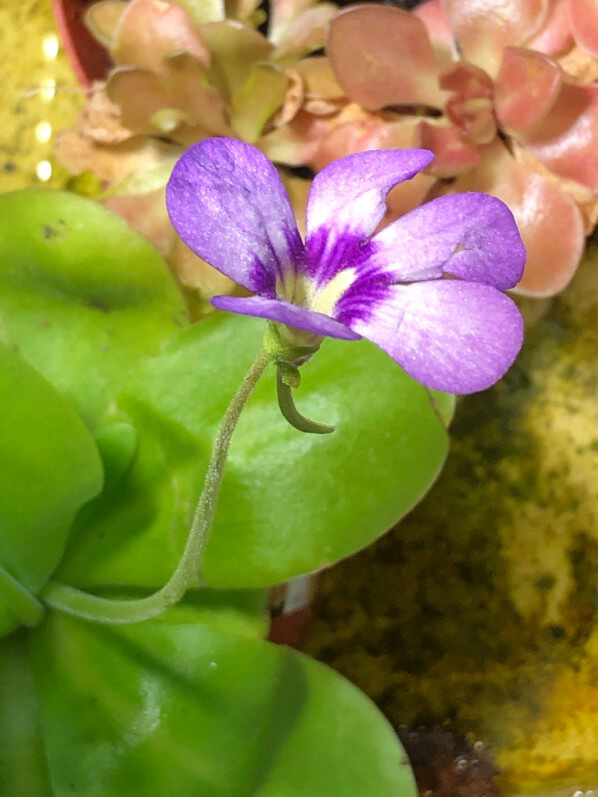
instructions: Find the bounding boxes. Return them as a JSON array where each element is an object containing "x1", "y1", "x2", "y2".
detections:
[{"x1": 307, "y1": 247, "x2": 598, "y2": 794}]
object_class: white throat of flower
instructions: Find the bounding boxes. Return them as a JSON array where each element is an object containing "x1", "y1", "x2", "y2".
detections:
[{"x1": 277, "y1": 268, "x2": 358, "y2": 317}]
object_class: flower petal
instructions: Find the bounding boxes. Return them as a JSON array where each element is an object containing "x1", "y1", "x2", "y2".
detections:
[
  {"x1": 166, "y1": 138, "x2": 302, "y2": 292},
  {"x1": 367, "y1": 192, "x2": 526, "y2": 288},
  {"x1": 443, "y1": 0, "x2": 549, "y2": 76},
  {"x1": 211, "y1": 295, "x2": 361, "y2": 340},
  {"x1": 494, "y1": 46, "x2": 563, "y2": 134},
  {"x1": 342, "y1": 280, "x2": 524, "y2": 393},
  {"x1": 304, "y1": 148, "x2": 435, "y2": 286},
  {"x1": 327, "y1": 5, "x2": 446, "y2": 110},
  {"x1": 305, "y1": 148, "x2": 434, "y2": 243},
  {"x1": 451, "y1": 139, "x2": 585, "y2": 296}
]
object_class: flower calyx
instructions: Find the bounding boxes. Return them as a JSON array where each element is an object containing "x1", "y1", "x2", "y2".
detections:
[{"x1": 264, "y1": 323, "x2": 335, "y2": 435}]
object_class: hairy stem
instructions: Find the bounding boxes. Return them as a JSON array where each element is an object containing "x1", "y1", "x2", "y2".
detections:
[{"x1": 41, "y1": 346, "x2": 272, "y2": 624}]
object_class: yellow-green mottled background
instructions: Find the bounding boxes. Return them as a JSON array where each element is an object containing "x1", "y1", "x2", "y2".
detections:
[{"x1": 0, "y1": 0, "x2": 81, "y2": 193}]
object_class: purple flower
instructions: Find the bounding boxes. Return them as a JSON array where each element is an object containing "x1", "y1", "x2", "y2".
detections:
[{"x1": 166, "y1": 137, "x2": 525, "y2": 394}]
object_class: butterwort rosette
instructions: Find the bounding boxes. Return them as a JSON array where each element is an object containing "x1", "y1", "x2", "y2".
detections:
[{"x1": 166, "y1": 137, "x2": 525, "y2": 394}]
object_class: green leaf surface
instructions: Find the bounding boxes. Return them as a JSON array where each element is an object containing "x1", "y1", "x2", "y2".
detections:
[
  {"x1": 31, "y1": 613, "x2": 416, "y2": 797},
  {"x1": 0, "y1": 343, "x2": 103, "y2": 635},
  {"x1": 0, "y1": 631, "x2": 52, "y2": 797},
  {"x1": 0, "y1": 189, "x2": 187, "y2": 429},
  {"x1": 57, "y1": 314, "x2": 453, "y2": 589}
]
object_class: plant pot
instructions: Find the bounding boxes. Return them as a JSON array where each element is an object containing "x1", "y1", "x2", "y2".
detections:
[{"x1": 52, "y1": 0, "x2": 110, "y2": 87}]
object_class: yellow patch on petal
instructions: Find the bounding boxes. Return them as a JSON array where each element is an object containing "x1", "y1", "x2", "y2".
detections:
[{"x1": 312, "y1": 268, "x2": 357, "y2": 316}]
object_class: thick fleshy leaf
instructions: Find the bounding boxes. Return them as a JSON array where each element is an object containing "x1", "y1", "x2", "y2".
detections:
[
  {"x1": 494, "y1": 46, "x2": 563, "y2": 133},
  {"x1": 451, "y1": 140, "x2": 585, "y2": 296},
  {"x1": 0, "y1": 632, "x2": 51, "y2": 795},
  {"x1": 305, "y1": 148, "x2": 434, "y2": 253},
  {"x1": 103, "y1": 187, "x2": 175, "y2": 259},
  {"x1": 112, "y1": 0, "x2": 210, "y2": 72},
  {"x1": 199, "y1": 21, "x2": 273, "y2": 98},
  {"x1": 84, "y1": 1, "x2": 127, "y2": 50},
  {"x1": 75, "y1": 84, "x2": 134, "y2": 145},
  {"x1": 295, "y1": 56, "x2": 345, "y2": 100},
  {"x1": 56, "y1": 313, "x2": 453, "y2": 589},
  {"x1": 413, "y1": 0, "x2": 456, "y2": 70},
  {"x1": 55, "y1": 131, "x2": 179, "y2": 184},
  {"x1": 211, "y1": 295, "x2": 361, "y2": 339},
  {"x1": 176, "y1": 0, "x2": 226, "y2": 24},
  {"x1": 31, "y1": 614, "x2": 417, "y2": 797},
  {"x1": 0, "y1": 344, "x2": 103, "y2": 636},
  {"x1": 523, "y1": 83, "x2": 598, "y2": 191},
  {"x1": 569, "y1": 0, "x2": 598, "y2": 57},
  {"x1": 274, "y1": 4, "x2": 338, "y2": 63},
  {"x1": 526, "y1": 0, "x2": 574, "y2": 55},
  {"x1": 0, "y1": 190, "x2": 187, "y2": 428},
  {"x1": 368, "y1": 192, "x2": 525, "y2": 288},
  {"x1": 442, "y1": 0, "x2": 550, "y2": 76},
  {"x1": 108, "y1": 58, "x2": 231, "y2": 139},
  {"x1": 258, "y1": 108, "x2": 336, "y2": 167},
  {"x1": 166, "y1": 138, "x2": 302, "y2": 292},
  {"x1": 439, "y1": 61, "x2": 493, "y2": 98},
  {"x1": 269, "y1": 0, "x2": 326, "y2": 46},
  {"x1": 445, "y1": 95, "x2": 496, "y2": 145},
  {"x1": 416, "y1": 120, "x2": 481, "y2": 176},
  {"x1": 231, "y1": 63, "x2": 289, "y2": 143},
  {"x1": 223, "y1": 0, "x2": 261, "y2": 22},
  {"x1": 171, "y1": 237, "x2": 238, "y2": 303},
  {"x1": 343, "y1": 280, "x2": 524, "y2": 393},
  {"x1": 327, "y1": 5, "x2": 445, "y2": 110}
]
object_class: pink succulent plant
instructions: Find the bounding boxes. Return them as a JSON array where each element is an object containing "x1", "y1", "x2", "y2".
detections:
[
  {"x1": 316, "y1": 0, "x2": 598, "y2": 296},
  {"x1": 56, "y1": 0, "x2": 335, "y2": 307}
]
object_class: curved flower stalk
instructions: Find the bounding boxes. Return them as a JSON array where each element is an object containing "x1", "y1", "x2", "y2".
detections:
[
  {"x1": 309, "y1": 0, "x2": 598, "y2": 297},
  {"x1": 166, "y1": 138, "x2": 525, "y2": 395},
  {"x1": 56, "y1": 0, "x2": 335, "y2": 306}
]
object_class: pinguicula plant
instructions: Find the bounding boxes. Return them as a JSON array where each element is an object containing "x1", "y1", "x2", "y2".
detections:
[
  {"x1": 270, "y1": 0, "x2": 598, "y2": 298},
  {"x1": 56, "y1": 0, "x2": 336, "y2": 307},
  {"x1": 0, "y1": 141, "x2": 523, "y2": 793}
]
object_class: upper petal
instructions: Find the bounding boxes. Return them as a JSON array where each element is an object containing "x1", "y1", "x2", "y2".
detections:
[
  {"x1": 166, "y1": 138, "x2": 303, "y2": 292},
  {"x1": 304, "y1": 148, "x2": 434, "y2": 283},
  {"x1": 366, "y1": 192, "x2": 526, "y2": 288},
  {"x1": 341, "y1": 279, "x2": 524, "y2": 393}
]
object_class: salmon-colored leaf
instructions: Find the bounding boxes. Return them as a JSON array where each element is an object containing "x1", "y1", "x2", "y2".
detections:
[
  {"x1": 327, "y1": 5, "x2": 445, "y2": 110},
  {"x1": 494, "y1": 46, "x2": 562, "y2": 133}
]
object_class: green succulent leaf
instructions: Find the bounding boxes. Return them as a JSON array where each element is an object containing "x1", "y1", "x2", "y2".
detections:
[
  {"x1": 30, "y1": 612, "x2": 416, "y2": 797},
  {"x1": 0, "y1": 343, "x2": 103, "y2": 635},
  {"x1": 0, "y1": 631, "x2": 52, "y2": 796},
  {"x1": 0, "y1": 189, "x2": 187, "y2": 430},
  {"x1": 231, "y1": 63, "x2": 289, "y2": 143},
  {"x1": 57, "y1": 314, "x2": 453, "y2": 590}
]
